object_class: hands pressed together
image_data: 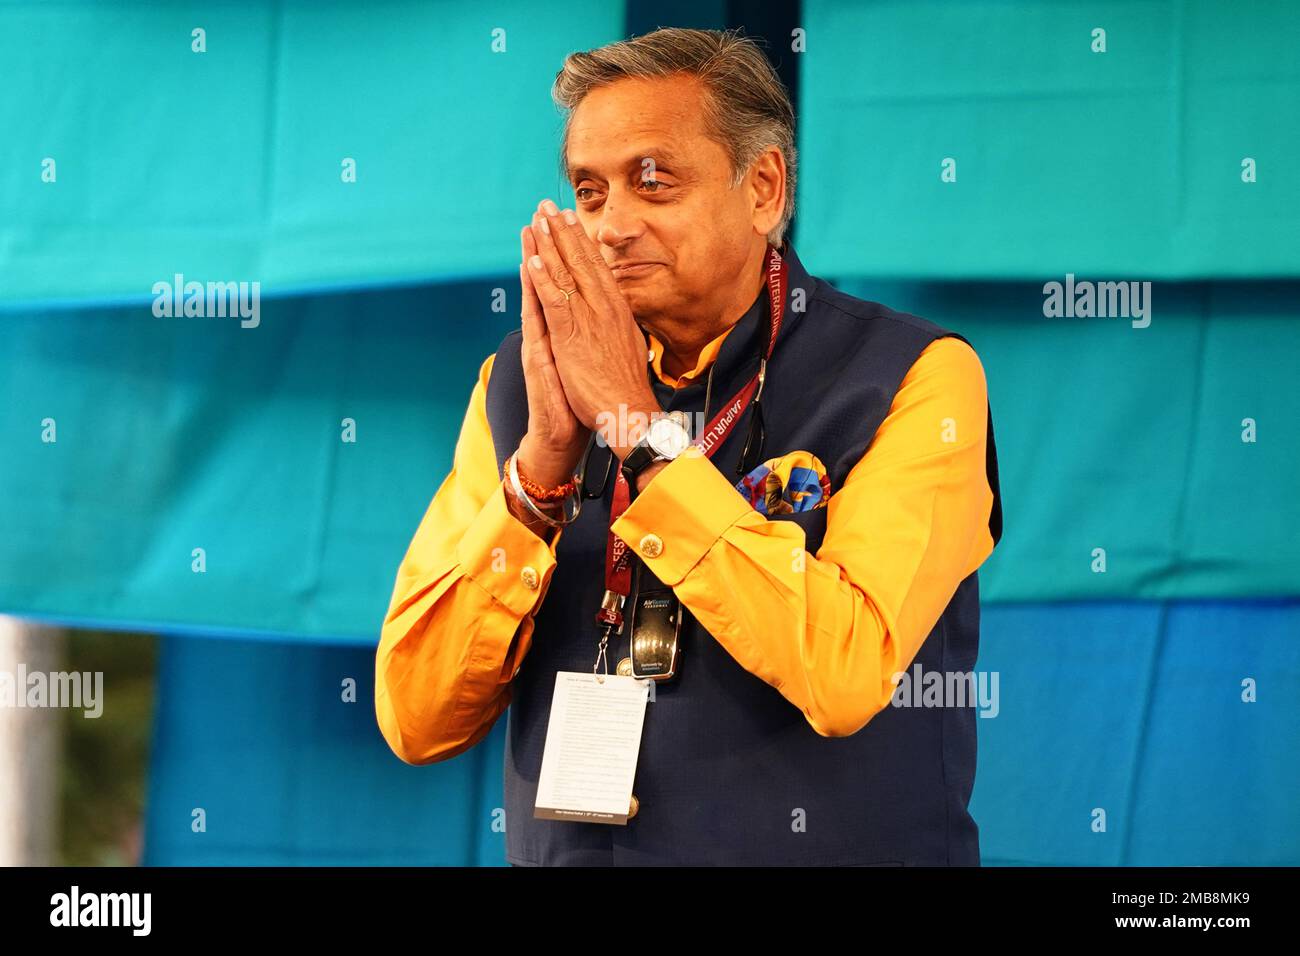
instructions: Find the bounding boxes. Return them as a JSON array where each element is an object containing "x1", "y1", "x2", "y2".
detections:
[{"x1": 514, "y1": 199, "x2": 660, "y2": 490}]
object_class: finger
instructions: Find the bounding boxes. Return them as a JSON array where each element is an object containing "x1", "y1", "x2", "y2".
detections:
[
  {"x1": 570, "y1": 208, "x2": 623, "y2": 300},
  {"x1": 524, "y1": 267, "x2": 563, "y2": 360},
  {"x1": 519, "y1": 262, "x2": 537, "y2": 343},
  {"x1": 525, "y1": 210, "x2": 554, "y2": 300},
  {"x1": 528, "y1": 204, "x2": 581, "y2": 305},
  {"x1": 520, "y1": 222, "x2": 534, "y2": 269},
  {"x1": 521, "y1": 261, "x2": 574, "y2": 415},
  {"x1": 522, "y1": 218, "x2": 539, "y2": 262},
  {"x1": 534, "y1": 332, "x2": 568, "y2": 405},
  {"x1": 543, "y1": 204, "x2": 613, "y2": 300},
  {"x1": 519, "y1": 264, "x2": 540, "y2": 380},
  {"x1": 521, "y1": 257, "x2": 555, "y2": 347},
  {"x1": 520, "y1": 227, "x2": 545, "y2": 329},
  {"x1": 526, "y1": 249, "x2": 575, "y2": 339},
  {"x1": 527, "y1": 209, "x2": 578, "y2": 342},
  {"x1": 519, "y1": 224, "x2": 540, "y2": 346}
]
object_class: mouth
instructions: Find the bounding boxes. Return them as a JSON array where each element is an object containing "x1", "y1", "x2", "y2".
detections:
[{"x1": 608, "y1": 261, "x2": 663, "y2": 279}]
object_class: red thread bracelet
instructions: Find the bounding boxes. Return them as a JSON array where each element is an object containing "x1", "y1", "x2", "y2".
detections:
[{"x1": 510, "y1": 454, "x2": 577, "y2": 502}]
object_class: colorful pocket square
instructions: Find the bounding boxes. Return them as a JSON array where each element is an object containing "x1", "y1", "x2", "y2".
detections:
[{"x1": 735, "y1": 450, "x2": 832, "y2": 515}]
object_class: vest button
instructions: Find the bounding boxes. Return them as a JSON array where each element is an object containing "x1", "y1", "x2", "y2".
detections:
[
  {"x1": 520, "y1": 566, "x2": 539, "y2": 590},
  {"x1": 638, "y1": 533, "x2": 663, "y2": 559},
  {"x1": 616, "y1": 657, "x2": 633, "y2": 677},
  {"x1": 628, "y1": 794, "x2": 639, "y2": 819}
]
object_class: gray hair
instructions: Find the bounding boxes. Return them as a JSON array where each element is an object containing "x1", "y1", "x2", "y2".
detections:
[{"x1": 552, "y1": 27, "x2": 797, "y2": 246}]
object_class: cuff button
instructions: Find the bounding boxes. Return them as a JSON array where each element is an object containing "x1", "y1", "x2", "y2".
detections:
[
  {"x1": 520, "y1": 566, "x2": 540, "y2": 590},
  {"x1": 638, "y1": 533, "x2": 663, "y2": 559}
]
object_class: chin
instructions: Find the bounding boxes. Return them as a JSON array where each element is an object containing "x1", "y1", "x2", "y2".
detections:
[{"x1": 617, "y1": 279, "x2": 668, "y2": 318}]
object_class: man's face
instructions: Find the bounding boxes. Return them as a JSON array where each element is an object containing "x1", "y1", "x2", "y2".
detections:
[{"x1": 564, "y1": 74, "x2": 764, "y2": 324}]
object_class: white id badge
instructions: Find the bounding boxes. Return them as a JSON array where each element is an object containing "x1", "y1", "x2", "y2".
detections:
[{"x1": 533, "y1": 671, "x2": 650, "y2": 825}]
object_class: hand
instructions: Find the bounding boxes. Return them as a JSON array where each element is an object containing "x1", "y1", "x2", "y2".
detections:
[
  {"x1": 526, "y1": 199, "x2": 660, "y2": 451},
  {"x1": 516, "y1": 218, "x2": 591, "y2": 489}
]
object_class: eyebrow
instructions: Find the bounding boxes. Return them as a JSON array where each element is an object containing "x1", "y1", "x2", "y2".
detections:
[{"x1": 567, "y1": 146, "x2": 688, "y2": 182}]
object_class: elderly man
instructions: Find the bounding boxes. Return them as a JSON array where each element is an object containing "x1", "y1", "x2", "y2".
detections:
[{"x1": 375, "y1": 27, "x2": 1003, "y2": 866}]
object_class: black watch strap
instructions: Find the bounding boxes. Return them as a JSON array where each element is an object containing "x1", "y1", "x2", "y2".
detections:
[{"x1": 620, "y1": 438, "x2": 659, "y2": 490}]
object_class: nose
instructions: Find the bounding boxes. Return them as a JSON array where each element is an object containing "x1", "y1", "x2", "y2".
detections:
[{"x1": 595, "y1": 196, "x2": 645, "y2": 249}]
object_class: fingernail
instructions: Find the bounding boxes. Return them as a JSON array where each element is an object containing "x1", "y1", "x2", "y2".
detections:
[
  {"x1": 542, "y1": 199, "x2": 559, "y2": 216},
  {"x1": 561, "y1": 209, "x2": 577, "y2": 225},
  {"x1": 539, "y1": 217, "x2": 550, "y2": 235},
  {"x1": 530, "y1": 255, "x2": 543, "y2": 270}
]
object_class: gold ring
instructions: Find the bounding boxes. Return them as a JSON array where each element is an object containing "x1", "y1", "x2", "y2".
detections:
[{"x1": 560, "y1": 287, "x2": 577, "y2": 300}]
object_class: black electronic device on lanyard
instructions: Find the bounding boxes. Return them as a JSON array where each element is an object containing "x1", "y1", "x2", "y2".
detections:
[{"x1": 628, "y1": 569, "x2": 683, "y2": 681}]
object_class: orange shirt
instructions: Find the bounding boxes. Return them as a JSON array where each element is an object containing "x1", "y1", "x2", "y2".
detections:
[
  {"x1": 645, "y1": 326, "x2": 731, "y2": 387},
  {"x1": 375, "y1": 329, "x2": 996, "y2": 764}
]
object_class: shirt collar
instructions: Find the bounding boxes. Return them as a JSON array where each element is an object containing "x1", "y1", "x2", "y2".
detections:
[
  {"x1": 644, "y1": 278, "x2": 768, "y2": 389},
  {"x1": 646, "y1": 324, "x2": 734, "y2": 388},
  {"x1": 643, "y1": 242, "x2": 810, "y2": 391}
]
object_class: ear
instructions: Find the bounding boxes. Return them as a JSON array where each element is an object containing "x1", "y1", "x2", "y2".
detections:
[{"x1": 746, "y1": 146, "x2": 786, "y2": 239}]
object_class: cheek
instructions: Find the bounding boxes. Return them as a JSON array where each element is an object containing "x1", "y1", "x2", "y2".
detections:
[
  {"x1": 651, "y1": 190, "x2": 744, "y2": 286},
  {"x1": 698, "y1": 191, "x2": 753, "y2": 257}
]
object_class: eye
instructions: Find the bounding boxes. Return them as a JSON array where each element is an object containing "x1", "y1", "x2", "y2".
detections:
[
  {"x1": 574, "y1": 185, "x2": 603, "y2": 203},
  {"x1": 638, "y1": 178, "x2": 666, "y2": 192}
]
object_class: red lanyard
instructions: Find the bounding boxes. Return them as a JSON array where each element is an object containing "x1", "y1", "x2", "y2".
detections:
[{"x1": 597, "y1": 245, "x2": 789, "y2": 631}]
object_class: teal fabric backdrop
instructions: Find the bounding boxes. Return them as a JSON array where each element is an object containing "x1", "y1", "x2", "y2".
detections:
[
  {"x1": 0, "y1": 0, "x2": 622, "y2": 307},
  {"x1": 838, "y1": 278, "x2": 1300, "y2": 602},
  {"x1": 798, "y1": 0, "x2": 1300, "y2": 279},
  {"x1": 0, "y1": 286, "x2": 516, "y2": 641},
  {"x1": 2, "y1": 279, "x2": 1298, "y2": 639}
]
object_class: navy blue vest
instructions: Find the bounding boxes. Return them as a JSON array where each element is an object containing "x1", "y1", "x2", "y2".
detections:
[{"x1": 485, "y1": 245, "x2": 1003, "y2": 865}]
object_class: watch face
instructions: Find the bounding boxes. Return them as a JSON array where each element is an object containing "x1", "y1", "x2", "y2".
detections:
[{"x1": 648, "y1": 417, "x2": 691, "y2": 458}]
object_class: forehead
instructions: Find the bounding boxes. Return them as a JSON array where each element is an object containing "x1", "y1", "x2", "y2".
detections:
[{"x1": 565, "y1": 74, "x2": 719, "y2": 172}]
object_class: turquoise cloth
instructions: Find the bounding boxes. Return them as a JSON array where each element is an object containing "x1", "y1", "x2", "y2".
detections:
[
  {"x1": 3, "y1": 280, "x2": 1298, "y2": 638},
  {"x1": 798, "y1": 0, "x2": 1300, "y2": 278},
  {"x1": 0, "y1": 0, "x2": 622, "y2": 307}
]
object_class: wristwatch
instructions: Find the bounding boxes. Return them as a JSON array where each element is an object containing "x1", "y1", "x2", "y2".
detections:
[{"x1": 620, "y1": 410, "x2": 693, "y2": 488}]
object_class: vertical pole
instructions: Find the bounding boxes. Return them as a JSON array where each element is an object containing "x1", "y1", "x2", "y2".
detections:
[{"x1": 0, "y1": 617, "x2": 64, "y2": 866}]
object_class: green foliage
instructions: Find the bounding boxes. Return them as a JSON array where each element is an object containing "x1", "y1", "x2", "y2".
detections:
[{"x1": 59, "y1": 629, "x2": 156, "y2": 866}]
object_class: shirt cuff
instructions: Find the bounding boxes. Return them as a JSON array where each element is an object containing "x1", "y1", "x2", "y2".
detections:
[
  {"x1": 456, "y1": 480, "x2": 564, "y2": 618},
  {"x1": 610, "y1": 448, "x2": 753, "y2": 587}
]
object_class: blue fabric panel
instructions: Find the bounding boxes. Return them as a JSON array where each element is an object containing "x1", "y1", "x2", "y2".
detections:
[
  {"x1": 972, "y1": 599, "x2": 1299, "y2": 865},
  {"x1": 142, "y1": 634, "x2": 508, "y2": 865},
  {"x1": 143, "y1": 599, "x2": 1300, "y2": 865}
]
